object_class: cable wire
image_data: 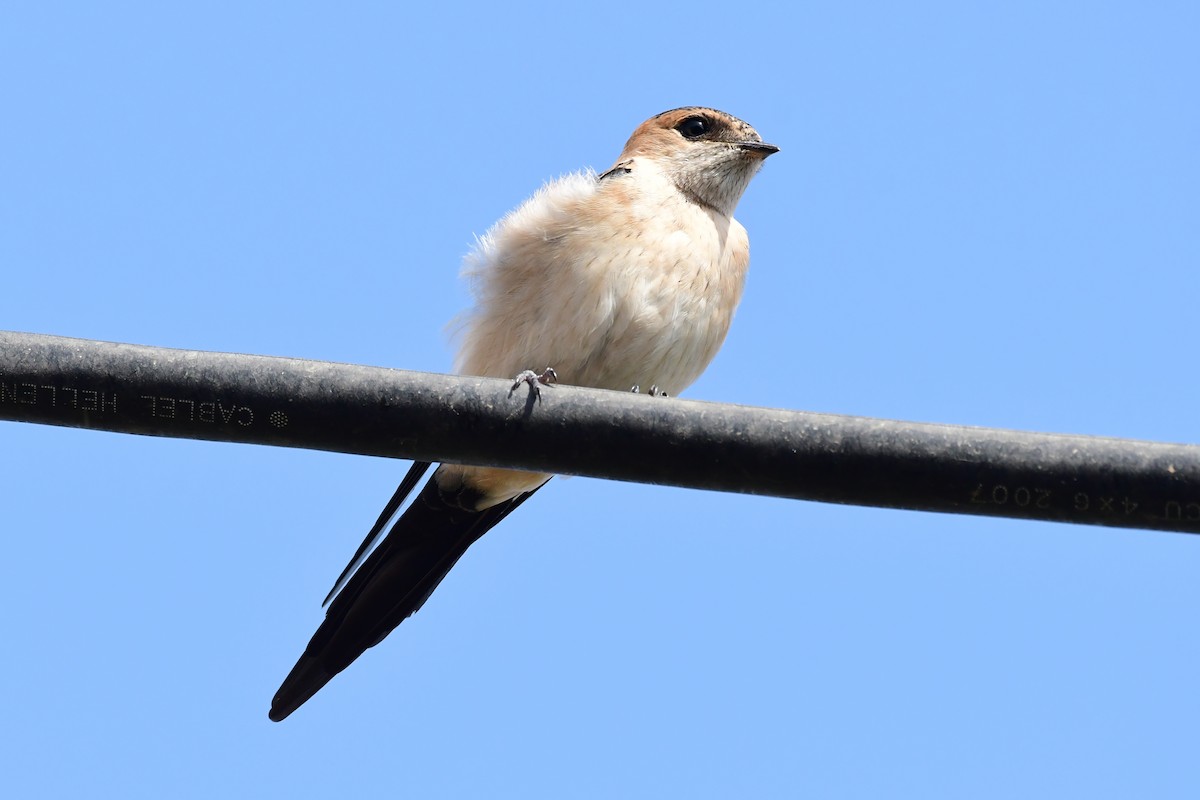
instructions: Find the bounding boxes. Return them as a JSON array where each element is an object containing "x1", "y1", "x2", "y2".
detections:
[{"x1": 2, "y1": 330, "x2": 1197, "y2": 533}]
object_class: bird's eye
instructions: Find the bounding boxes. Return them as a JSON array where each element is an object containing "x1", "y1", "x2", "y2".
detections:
[{"x1": 677, "y1": 117, "x2": 709, "y2": 139}]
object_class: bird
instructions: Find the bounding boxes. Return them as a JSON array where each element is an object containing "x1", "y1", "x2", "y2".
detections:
[{"x1": 269, "y1": 107, "x2": 777, "y2": 721}]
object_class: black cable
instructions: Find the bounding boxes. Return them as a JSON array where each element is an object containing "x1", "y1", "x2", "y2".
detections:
[{"x1": 2, "y1": 330, "x2": 1197, "y2": 533}]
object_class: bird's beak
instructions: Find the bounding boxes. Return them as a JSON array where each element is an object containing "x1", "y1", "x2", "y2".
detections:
[{"x1": 739, "y1": 141, "x2": 780, "y2": 158}]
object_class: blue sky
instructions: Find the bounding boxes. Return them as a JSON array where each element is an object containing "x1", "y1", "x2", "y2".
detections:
[{"x1": 2, "y1": 2, "x2": 1198, "y2": 797}]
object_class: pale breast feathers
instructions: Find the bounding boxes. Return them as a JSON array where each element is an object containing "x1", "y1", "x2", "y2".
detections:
[{"x1": 455, "y1": 164, "x2": 750, "y2": 396}]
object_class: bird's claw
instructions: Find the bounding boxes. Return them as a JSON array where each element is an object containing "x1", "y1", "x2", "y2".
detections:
[
  {"x1": 511, "y1": 367, "x2": 558, "y2": 396},
  {"x1": 630, "y1": 384, "x2": 669, "y2": 398}
]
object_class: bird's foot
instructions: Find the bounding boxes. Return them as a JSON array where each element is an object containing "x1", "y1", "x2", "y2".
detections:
[
  {"x1": 511, "y1": 367, "x2": 558, "y2": 397},
  {"x1": 630, "y1": 384, "x2": 669, "y2": 398}
]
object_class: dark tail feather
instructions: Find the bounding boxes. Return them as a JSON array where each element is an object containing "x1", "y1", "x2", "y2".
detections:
[
  {"x1": 322, "y1": 461, "x2": 433, "y2": 607},
  {"x1": 269, "y1": 477, "x2": 539, "y2": 722}
]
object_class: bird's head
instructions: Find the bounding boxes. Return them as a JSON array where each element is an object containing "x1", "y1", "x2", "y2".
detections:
[{"x1": 617, "y1": 107, "x2": 778, "y2": 217}]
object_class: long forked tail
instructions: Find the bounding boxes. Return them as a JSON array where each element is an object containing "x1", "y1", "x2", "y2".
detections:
[{"x1": 269, "y1": 471, "x2": 537, "y2": 722}]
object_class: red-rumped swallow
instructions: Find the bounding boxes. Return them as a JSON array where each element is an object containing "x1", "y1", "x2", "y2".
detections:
[{"x1": 270, "y1": 107, "x2": 777, "y2": 721}]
